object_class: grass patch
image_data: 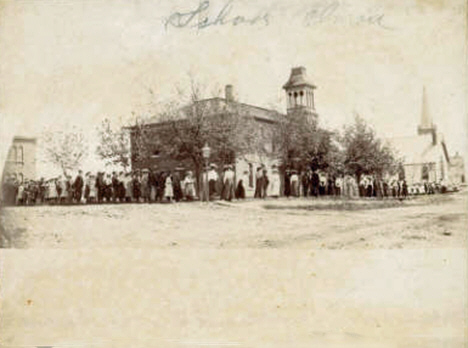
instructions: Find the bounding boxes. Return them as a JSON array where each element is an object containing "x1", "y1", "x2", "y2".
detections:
[{"x1": 263, "y1": 199, "x2": 409, "y2": 211}]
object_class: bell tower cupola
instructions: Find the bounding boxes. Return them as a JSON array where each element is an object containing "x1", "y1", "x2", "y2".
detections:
[{"x1": 283, "y1": 66, "x2": 318, "y2": 119}]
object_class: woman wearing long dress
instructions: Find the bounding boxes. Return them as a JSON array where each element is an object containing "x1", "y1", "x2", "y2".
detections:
[
  {"x1": 183, "y1": 171, "x2": 196, "y2": 201},
  {"x1": 290, "y1": 171, "x2": 299, "y2": 197},
  {"x1": 124, "y1": 173, "x2": 133, "y2": 202},
  {"x1": 48, "y1": 179, "x2": 58, "y2": 204},
  {"x1": 164, "y1": 173, "x2": 174, "y2": 202},
  {"x1": 88, "y1": 174, "x2": 97, "y2": 203},
  {"x1": 268, "y1": 168, "x2": 281, "y2": 198}
]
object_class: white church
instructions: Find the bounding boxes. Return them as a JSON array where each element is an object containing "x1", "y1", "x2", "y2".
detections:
[{"x1": 387, "y1": 88, "x2": 451, "y2": 186}]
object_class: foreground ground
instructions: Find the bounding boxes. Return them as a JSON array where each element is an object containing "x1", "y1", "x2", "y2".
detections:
[{"x1": 1, "y1": 190, "x2": 466, "y2": 248}]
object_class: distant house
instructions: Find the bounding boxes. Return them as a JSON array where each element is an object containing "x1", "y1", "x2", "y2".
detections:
[
  {"x1": 2, "y1": 136, "x2": 37, "y2": 183},
  {"x1": 128, "y1": 67, "x2": 319, "y2": 196},
  {"x1": 387, "y1": 88, "x2": 451, "y2": 185}
]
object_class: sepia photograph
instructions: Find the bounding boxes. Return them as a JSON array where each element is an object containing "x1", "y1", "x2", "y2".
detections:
[{"x1": 0, "y1": 0, "x2": 466, "y2": 347}]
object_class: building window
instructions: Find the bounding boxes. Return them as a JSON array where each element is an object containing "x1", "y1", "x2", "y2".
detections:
[
  {"x1": 8, "y1": 146, "x2": 17, "y2": 162},
  {"x1": 17, "y1": 145, "x2": 24, "y2": 163}
]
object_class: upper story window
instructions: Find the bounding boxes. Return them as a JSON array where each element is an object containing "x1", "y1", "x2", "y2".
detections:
[
  {"x1": 8, "y1": 146, "x2": 17, "y2": 162},
  {"x1": 17, "y1": 145, "x2": 24, "y2": 163}
]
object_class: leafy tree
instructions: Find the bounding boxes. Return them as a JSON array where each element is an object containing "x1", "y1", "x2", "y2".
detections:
[
  {"x1": 275, "y1": 109, "x2": 338, "y2": 173},
  {"x1": 340, "y1": 115, "x2": 399, "y2": 181},
  {"x1": 42, "y1": 127, "x2": 88, "y2": 175}
]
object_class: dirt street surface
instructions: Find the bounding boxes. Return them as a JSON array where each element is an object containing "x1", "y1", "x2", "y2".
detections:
[{"x1": 1, "y1": 190, "x2": 467, "y2": 249}]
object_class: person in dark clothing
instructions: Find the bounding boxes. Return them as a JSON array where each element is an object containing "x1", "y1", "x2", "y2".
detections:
[
  {"x1": 382, "y1": 180, "x2": 389, "y2": 198},
  {"x1": 366, "y1": 180, "x2": 373, "y2": 198},
  {"x1": 118, "y1": 172, "x2": 126, "y2": 202},
  {"x1": 262, "y1": 168, "x2": 269, "y2": 199},
  {"x1": 156, "y1": 172, "x2": 165, "y2": 202},
  {"x1": 301, "y1": 171, "x2": 309, "y2": 197},
  {"x1": 132, "y1": 172, "x2": 141, "y2": 203},
  {"x1": 111, "y1": 172, "x2": 119, "y2": 202},
  {"x1": 103, "y1": 173, "x2": 113, "y2": 202},
  {"x1": 319, "y1": 179, "x2": 326, "y2": 196},
  {"x1": 284, "y1": 169, "x2": 291, "y2": 198},
  {"x1": 402, "y1": 180, "x2": 408, "y2": 198},
  {"x1": 38, "y1": 178, "x2": 46, "y2": 204},
  {"x1": 235, "y1": 172, "x2": 247, "y2": 200},
  {"x1": 96, "y1": 172, "x2": 104, "y2": 203},
  {"x1": 254, "y1": 167, "x2": 264, "y2": 198},
  {"x1": 149, "y1": 168, "x2": 158, "y2": 202},
  {"x1": 311, "y1": 171, "x2": 320, "y2": 197},
  {"x1": 73, "y1": 170, "x2": 84, "y2": 203},
  {"x1": 172, "y1": 172, "x2": 183, "y2": 202},
  {"x1": 372, "y1": 178, "x2": 379, "y2": 197},
  {"x1": 84, "y1": 172, "x2": 91, "y2": 202},
  {"x1": 327, "y1": 177, "x2": 334, "y2": 196}
]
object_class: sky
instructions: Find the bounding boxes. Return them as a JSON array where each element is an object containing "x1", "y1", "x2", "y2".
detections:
[{"x1": 0, "y1": 0, "x2": 466, "y2": 176}]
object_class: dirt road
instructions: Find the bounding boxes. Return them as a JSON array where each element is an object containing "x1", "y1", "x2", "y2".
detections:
[{"x1": 1, "y1": 191, "x2": 466, "y2": 249}]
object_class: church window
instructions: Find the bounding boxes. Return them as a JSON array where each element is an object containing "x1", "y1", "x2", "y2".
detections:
[
  {"x1": 421, "y1": 165, "x2": 429, "y2": 181},
  {"x1": 440, "y1": 158, "x2": 445, "y2": 180}
]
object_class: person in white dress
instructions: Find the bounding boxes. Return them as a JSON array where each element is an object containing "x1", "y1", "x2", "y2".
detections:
[
  {"x1": 183, "y1": 171, "x2": 196, "y2": 201},
  {"x1": 290, "y1": 171, "x2": 299, "y2": 197},
  {"x1": 164, "y1": 173, "x2": 174, "y2": 202},
  {"x1": 47, "y1": 179, "x2": 58, "y2": 204},
  {"x1": 88, "y1": 174, "x2": 97, "y2": 203},
  {"x1": 335, "y1": 176, "x2": 343, "y2": 197},
  {"x1": 268, "y1": 167, "x2": 281, "y2": 198}
]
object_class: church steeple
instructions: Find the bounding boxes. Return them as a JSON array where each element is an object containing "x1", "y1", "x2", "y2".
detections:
[
  {"x1": 283, "y1": 67, "x2": 318, "y2": 120},
  {"x1": 418, "y1": 86, "x2": 437, "y2": 145}
]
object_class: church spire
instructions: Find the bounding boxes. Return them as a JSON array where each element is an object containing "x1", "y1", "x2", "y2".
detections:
[
  {"x1": 418, "y1": 86, "x2": 437, "y2": 145},
  {"x1": 420, "y1": 86, "x2": 433, "y2": 129}
]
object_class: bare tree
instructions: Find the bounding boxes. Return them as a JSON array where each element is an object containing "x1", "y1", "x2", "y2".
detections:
[
  {"x1": 96, "y1": 118, "x2": 131, "y2": 171},
  {"x1": 155, "y1": 79, "x2": 245, "y2": 177},
  {"x1": 42, "y1": 127, "x2": 88, "y2": 175}
]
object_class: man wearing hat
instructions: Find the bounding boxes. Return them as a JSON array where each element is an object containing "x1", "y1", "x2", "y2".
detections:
[
  {"x1": 254, "y1": 166, "x2": 264, "y2": 198},
  {"x1": 73, "y1": 170, "x2": 84, "y2": 204}
]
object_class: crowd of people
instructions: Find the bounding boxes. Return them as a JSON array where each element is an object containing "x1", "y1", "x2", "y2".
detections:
[{"x1": 1, "y1": 163, "x2": 452, "y2": 207}]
